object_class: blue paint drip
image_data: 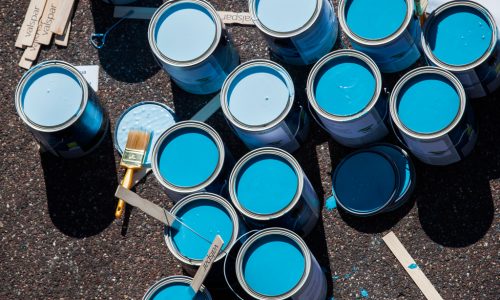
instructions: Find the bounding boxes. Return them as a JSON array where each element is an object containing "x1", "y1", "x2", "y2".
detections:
[
  {"x1": 361, "y1": 289, "x2": 369, "y2": 298},
  {"x1": 325, "y1": 196, "x2": 337, "y2": 211},
  {"x1": 408, "y1": 263, "x2": 418, "y2": 269}
]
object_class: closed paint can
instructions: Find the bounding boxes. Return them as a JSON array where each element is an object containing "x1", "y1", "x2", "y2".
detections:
[
  {"x1": 368, "y1": 144, "x2": 416, "y2": 211},
  {"x1": 235, "y1": 228, "x2": 327, "y2": 300},
  {"x1": 229, "y1": 148, "x2": 320, "y2": 236},
  {"x1": 152, "y1": 121, "x2": 232, "y2": 202},
  {"x1": 114, "y1": 101, "x2": 176, "y2": 167},
  {"x1": 148, "y1": 0, "x2": 239, "y2": 94},
  {"x1": 339, "y1": 0, "x2": 421, "y2": 73},
  {"x1": 15, "y1": 60, "x2": 108, "y2": 159},
  {"x1": 164, "y1": 193, "x2": 245, "y2": 279},
  {"x1": 249, "y1": 0, "x2": 338, "y2": 65},
  {"x1": 332, "y1": 149, "x2": 401, "y2": 216},
  {"x1": 143, "y1": 275, "x2": 212, "y2": 300},
  {"x1": 221, "y1": 60, "x2": 309, "y2": 153},
  {"x1": 422, "y1": 1, "x2": 500, "y2": 98},
  {"x1": 306, "y1": 50, "x2": 388, "y2": 148},
  {"x1": 390, "y1": 67, "x2": 477, "y2": 166}
]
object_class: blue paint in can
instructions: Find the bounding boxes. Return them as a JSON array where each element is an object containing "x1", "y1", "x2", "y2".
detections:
[
  {"x1": 114, "y1": 101, "x2": 176, "y2": 166},
  {"x1": 143, "y1": 276, "x2": 212, "y2": 300},
  {"x1": 250, "y1": 0, "x2": 338, "y2": 65},
  {"x1": 149, "y1": 0, "x2": 239, "y2": 94},
  {"x1": 339, "y1": 0, "x2": 421, "y2": 73}
]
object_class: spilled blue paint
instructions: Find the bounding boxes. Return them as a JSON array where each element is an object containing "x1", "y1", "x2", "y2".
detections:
[
  {"x1": 325, "y1": 196, "x2": 337, "y2": 210},
  {"x1": 408, "y1": 263, "x2": 418, "y2": 269},
  {"x1": 361, "y1": 289, "x2": 369, "y2": 298}
]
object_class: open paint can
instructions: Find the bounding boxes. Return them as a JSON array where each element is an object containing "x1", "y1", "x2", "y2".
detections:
[
  {"x1": 148, "y1": 0, "x2": 239, "y2": 94},
  {"x1": 390, "y1": 67, "x2": 477, "y2": 166},
  {"x1": 152, "y1": 121, "x2": 233, "y2": 202},
  {"x1": 164, "y1": 193, "x2": 245, "y2": 281},
  {"x1": 229, "y1": 148, "x2": 320, "y2": 237},
  {"x1": 234, "y1": 228, "x2": 327, "y2": 300},
  {"x1": 249, "y1": 0, "x2": 338, "y2": 65},
  {"x1": 15, "y1": 60, "x2": 108, "y2": 159},
  {"x1": 338, "y1": 0, "x2": 421, "y2": 73},
  {"x1": 221, "y1": 60, "x2": 309, "y2": 153},
  {"x1": 422, "y1": 1, "x2": 500, "y2": 98},
  {"x1": 307, "y1": 50, "x2": 388, "y2": 148},
  {"x1": 143, "y1": 275, "x2": 212, "y2": 300},
  {"x1": 114, "y1": 101, "x2": 176, "y2": 167}
]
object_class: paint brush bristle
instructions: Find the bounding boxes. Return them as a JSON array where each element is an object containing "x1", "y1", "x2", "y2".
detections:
[{"x1": 120, "y1": 130, "x2": 151, "y2": 169}]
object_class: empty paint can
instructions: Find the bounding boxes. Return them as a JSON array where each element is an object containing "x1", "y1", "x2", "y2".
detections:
[
  {"x1": 249, "y1": 0, "x2": 338, "y2": 65},
  {"x1": 338, "y1": 0, "x2": 422, "y2": 73},
  {"x1": 148, "y1": 0, "x2": 239, "y2": 94},
  {"x1": 114, "y1": 101, "x2": 176, "y2": 167},
  {"x1": 152, "y1": 121, "x2": 233, "y2": 202},
  {"x1": 143, "y1": 275, "x2": 212, "y2": 300},
  {"x1": 422, "y1": 1, "x2": 500, "y2": 98},
  {"x1": 307, "y1": 50, "x2": 388, "y2": 148},
  {"x1": 229, "y1": 148, "x2": 320, "y2": 236},
  {"x1": 164, "y1": 193, "x2": 245, "y2": 279},
  {"x1": 390, "y1": 67, "x2": 477, "y2": 166},
  {"x1": 221, "y1": 60, "x2": 309, "y2": 152},
  {"x1": 332, "y1": 149, "x2": 401, "y2": 216},
  {"x1": 235, "y1": 228, "x2": 327, "y2": 300},
  {"x1": 15, "y1": 60, "x2": 108, "y2": 159}
]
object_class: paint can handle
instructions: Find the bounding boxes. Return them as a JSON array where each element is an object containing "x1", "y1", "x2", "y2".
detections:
[{"x1": 305, "y1": 99, "x2": 333, "y2": 135}]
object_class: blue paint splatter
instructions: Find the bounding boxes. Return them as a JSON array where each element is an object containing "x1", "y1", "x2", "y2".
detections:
[
  {"x1": 332, "y1": 275, "x2": 340, "y2": 281},
  {"x1": 408, "y1": 263, "x2": 418, "y2": 269},
  {"x1": 361, "y1": 289, "x2": 369, "y2": 298},
  {"x1": 325, "y1": 196, "x2": 337, "y2": 210}
]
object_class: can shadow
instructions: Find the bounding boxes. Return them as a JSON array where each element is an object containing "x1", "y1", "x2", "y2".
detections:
[
  {"x1": 40, "y1": 127, "x2": 118, "y2": 238},
  {"x1": 89, "y1": 0, "x2": 162, "y2": 83}
]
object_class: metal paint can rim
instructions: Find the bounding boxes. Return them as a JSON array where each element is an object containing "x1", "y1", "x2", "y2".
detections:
[
  {"x1": 151, "y1": 120, "x2": 226, "y2": 194},
  {"x1": 142, "y1": 275, "x2": 212, "y2": 300},
  {"x1": 228, "y1": 147, "x2": 304, "y2": 221},
  {"x1": 306, "y1": 49, "x2": 383, "y2": 122},
  {"x1": 332, "y1": 149, "x2": 401, "y2": 216},
  {"x1": 164, "y1": 192, "x2": 241, "y2": 266},
  {"x1": 338, "y1": 0, "x2": 415, "y2": 46},
  {"x1": 220, "y1": 59, "x2": 295, "y2": 132},
  {"x1": 421, "y1": 1, "x2": 498, "y2": 72},
  {"x1": 235, "y1": 228, "x2": 312, "y2": 300},
  {"x1": 248, "y1": 0, "x2": 323, "y2": 39},
  {"x1": 389, "y1": 66, "x2": 467, "y2": 140},
  {"x1": 148, "y1": 0, "x2": 223, "y2": 67},
  {"x1": 15, "y1": 60, "x2": 89, "y2": 133}
]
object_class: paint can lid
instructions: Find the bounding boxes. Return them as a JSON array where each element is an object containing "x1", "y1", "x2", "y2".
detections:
[
  {"x1": 332, "y1": 149, "x2": 400, "y2": 216},
  {"x1": 143, "y1": 276, "x2": 211, "y2": 300},
  {"x1": 114, "y1": 101, "x2": 176, "y2": 167}
]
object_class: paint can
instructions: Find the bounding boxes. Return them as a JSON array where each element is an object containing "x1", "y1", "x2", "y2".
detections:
[
  {"x1": 229, "y1": 148, "x2": 320, "y2": 237},
  {"x1": 221, "y1": 60, "x2": 309, "y2": 153},
  {"x1": 332, "y1": 149, "x2": 401, "y2": 216},
  {"x1": 143, "y1": 275, "x2": 212, "y2": 300},
  {"x1": 421, "y1": 1, "x2": 500, "y2": 99},
  {"x1": 338, "y1": 0, "x2": 422, "y2": 73},
  {"x1": 390, "y1": 67, "x2": 478, "y2": 166},
  {"x1": 15, "y1": 60, "x2": 108, "y2": 159},
  {"x1": 114, "y1": 101, "x2": 176, "y2": 167},
  {"x1": 306, "y1": 50, "x2": 388, "y2": 148},
  {"x1": 164, "y1": 193, "x2": 245, "y2": 281},
  {"x1": 249, "y1": 0, "x2": 338, "y2": 65},
  {"x1": 148, "y1": 0, "x2": 239, "y2": 95},
  {"x1": 152, "y1": 121, "x2": 233, "y2": 202},
  {"x1": 235, "y1": 228, "x2": 327, "y2": 300}
]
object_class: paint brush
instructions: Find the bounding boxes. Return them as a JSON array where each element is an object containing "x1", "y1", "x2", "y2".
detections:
[{"x1": 115, "y1": 130, "x2": 151, "y2": 219}]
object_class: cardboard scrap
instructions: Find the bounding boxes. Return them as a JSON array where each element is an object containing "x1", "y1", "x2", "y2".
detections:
[{"x1": 15, "y1": 0, "x2": 47, "y2": 48}]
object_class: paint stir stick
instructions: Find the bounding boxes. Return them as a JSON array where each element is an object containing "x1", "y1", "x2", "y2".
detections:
[
  {"x1": 383, "y1": 232, "x2": 443, "y2": 300},
  {"x1": 190, "y1": 235, "x2": 224, "y2": 293}
]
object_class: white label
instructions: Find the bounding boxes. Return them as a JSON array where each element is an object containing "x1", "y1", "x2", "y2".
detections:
[{"x1": 76, "y1": 65, "x2": 99, "y2": 91}]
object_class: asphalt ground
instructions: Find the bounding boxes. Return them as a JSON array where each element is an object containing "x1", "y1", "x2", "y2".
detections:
[{"x1": 0, "y1": 0, "x2": 498, "y2": 299}]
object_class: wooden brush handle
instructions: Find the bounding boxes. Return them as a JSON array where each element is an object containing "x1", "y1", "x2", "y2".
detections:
[{"x1": 115, "y1": 168, "x2": 135, "y2": 219}]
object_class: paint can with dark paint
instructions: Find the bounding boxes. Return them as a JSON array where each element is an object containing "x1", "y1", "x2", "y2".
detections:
[
  {"x1": 422, "y1": 1, "x2": 500, "y2": 98},
  {"x1": 15, "y1": 60, "x2": 108, "y2": 159},
  {"x1": 151, "y1": 121, "x2": 233, "y2": 202},
  {"x1": 229, "y1": 148, "x2": 320, "y2": 237},
  {"x1": 142, "y1": 275, "x2": 212, "y2": 300},
  {"x1": 307, "y1": 50, "x2": 388, "y2": 147},
  {"x1": 338, "y1": 0, "x2": 422, "y2": 73},
  {"x1": 390, "y1": 67, "x2": 477, "y2": 166},
  {"x1": 221, "y1": 60, "x2": 309, "y2": 153},
  {"x1": 249, "y1": 0, "x2": 338, "y2": 65},
  {"x1": 148, "y1": 0, "x2": 239, "y2": 94}
]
